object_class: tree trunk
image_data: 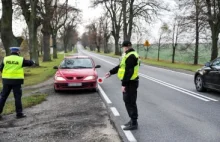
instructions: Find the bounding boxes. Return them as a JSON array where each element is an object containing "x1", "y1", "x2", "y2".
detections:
[
  {"x1": 122, "y1": 0, "x2": 128, "y2": 41},
  {"x1": 52, "y1": 33, "x2": 58, "y2": 59},
  {"x1": 114, "y1": 37, "x2": 120, "y2": 55},
  {"x1": 158, "y1": 35, "x2": 161, "y2": 61},
  {"x1": 1, "y1": 0, "x2": 22, "y2": 55},
  {"x1": 194, "y1": 0, "x2": 199, "y2": 65},
  {"x1": 42, "y1": 30, "x2": 51, "y2": 61},
  {"x1": 158, "y1": 45, "x2": 161, "y2": 61},
  {"x1": 97, "y1": 45, "x2": 100, "y2": 53},
  {"x1": 103, "y1": 36, "x2": 108, "y2": 53},
  {"x1": 63, "y1": 38, "x2": 68, "y2": 53},
  {"x1": 172, "y1": 45, "x2": 176, "y2": 63},
  {"x1": 28, "y1": 24, "x2": 39, "y2": 65},
  {"x1": 210, "y1": 24, "x2": 219, "y2": 61},
  {"x1": 42, "y1": 21, "x2": 51, "y2": 61},
  {"x1": 29, "y1": 0, "x2": 39, "y2": 65},
  {"x1": 127, "y1": 0, "x2": 134, "y2": 41}
]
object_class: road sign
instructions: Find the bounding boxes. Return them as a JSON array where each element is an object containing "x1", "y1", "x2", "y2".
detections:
[{"x1": 144, "y1": 40, "x2": 150, "y2": 47}]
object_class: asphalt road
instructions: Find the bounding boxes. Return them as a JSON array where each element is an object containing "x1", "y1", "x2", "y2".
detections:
[
  {"x1": 78, "y1": 45, "x2": 220, "y2": 142},
  {"x1": 0, "y1": 87, "x2": 121, "y2": 142}
]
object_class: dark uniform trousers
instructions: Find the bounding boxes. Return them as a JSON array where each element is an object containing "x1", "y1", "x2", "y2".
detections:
[
  {"x1": 0, "y1": 84, "x2": 22, "y2": 115},
  {"x1": 123, "y1": 80, "x2": 139, "y2": 122}
]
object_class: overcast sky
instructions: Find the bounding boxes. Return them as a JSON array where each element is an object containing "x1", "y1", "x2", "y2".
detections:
[
  {"x1": 73, "y1": 0, "x2": 103, "y2": 36},
  {"x1": 10, "y1": 0, "x2": 176, "y2": 43},
  {"x1": 69, "y1": 0, "x2": 177, "y2": 43}
]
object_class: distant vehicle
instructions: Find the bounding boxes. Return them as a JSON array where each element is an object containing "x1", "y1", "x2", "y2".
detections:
[
  {"x1": 194, "y1": 57, "x2": 220, "y2": 92},
  {"x1": 53, "y1": 55, "x2": 101, "y2": 92}
]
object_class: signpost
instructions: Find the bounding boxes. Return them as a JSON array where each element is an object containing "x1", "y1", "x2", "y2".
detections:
[{"x1": 144, "y1": 40, "x2": 150, "y2": 59}]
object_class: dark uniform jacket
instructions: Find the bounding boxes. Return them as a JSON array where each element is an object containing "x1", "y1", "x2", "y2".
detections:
[
  {"x1": 0, "y1": 53, "x2": 34, "y2": 84},
  {"x1": 109, "y1": 48, "x2": 139, "y2": 86}
]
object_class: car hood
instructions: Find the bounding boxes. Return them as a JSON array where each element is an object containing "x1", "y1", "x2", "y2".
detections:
[{"x1": 57, "y1": 69, "x2": 95, "y2": 77}]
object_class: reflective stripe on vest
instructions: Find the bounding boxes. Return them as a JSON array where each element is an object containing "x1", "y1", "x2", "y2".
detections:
[
  {"x1": 2, "y1": 55, "x2": 24, "y2": 79},
  {"x1": 117, "y1": 51, "x2": 140, "y2": 80}
]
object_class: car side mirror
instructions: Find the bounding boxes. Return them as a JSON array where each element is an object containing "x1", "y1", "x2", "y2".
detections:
[
  {"x1": 205, "y1": 62, "x2": 210, "y2": 67},
  {"x1": 53, "y1": 66, "x2": 58, "y2": 69},
  {"x1": 95, "y1": 65, "x2": 101, "y2": 68}
]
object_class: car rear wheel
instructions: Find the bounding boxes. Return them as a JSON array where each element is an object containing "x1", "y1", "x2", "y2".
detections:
[{"x1": 195, "y1": 75, "x2": 206, "y2": 92}]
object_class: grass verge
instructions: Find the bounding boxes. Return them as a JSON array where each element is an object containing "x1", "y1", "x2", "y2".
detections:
[
  {"x1": 23, "y1": 54, "x2": 65, "y2": 86},
  {"x1": 2, "y1": 94, "x2": 48, "y2": 115}
]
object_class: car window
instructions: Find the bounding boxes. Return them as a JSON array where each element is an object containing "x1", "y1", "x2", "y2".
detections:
[
  {"x1": 60, "y1": 58, "x2": 93, "y2": 69},
  {"x1": 212, "y1": 58, "x2": 220, "y2": 66}
]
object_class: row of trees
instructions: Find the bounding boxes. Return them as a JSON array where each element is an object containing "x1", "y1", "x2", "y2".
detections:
[
  {"x1": 0, "y1": 0, "x2": 80, "y2": 66},
  {"x1": 82, "y1": 0, "x2": 220, "y2": 64},
  {"x1": 81, "y1": 0, "x2": 166, "y2": 55}
]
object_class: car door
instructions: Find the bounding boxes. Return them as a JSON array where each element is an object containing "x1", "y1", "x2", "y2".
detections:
[{"x1": 208, "y1": 58, "x2": 220, "y2": 90}]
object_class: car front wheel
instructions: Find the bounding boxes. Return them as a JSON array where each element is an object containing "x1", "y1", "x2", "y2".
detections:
[
  {"x1": 54, "y1": 85, "x2": 59, "y2": 93},
  {"x1": 195, "y1": 75, "x2": 206, "y2": 92}
]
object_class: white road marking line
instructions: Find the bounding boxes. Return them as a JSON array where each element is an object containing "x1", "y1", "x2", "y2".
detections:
[
  {"x1": 83, "y1": 50, "x2": 218, "y2": 102},
  {"x1": 98, "y1": 85, "x2": 112, "y2": 104},
  {"x1": 121, "y1": 126, "x2": 137, "y2": 142},
  {"x1": 110, "y1": 107, "x2": 120, "y2": 116},
  {"x1": 144, "y1": 65, "x2": 194, "y2": 77},
  {"x1": 140, "y1": 73, "x2": 218, "y2": 102},
  {"x1": 140, "y1": 73, "x2": 209, "y2": 102}
]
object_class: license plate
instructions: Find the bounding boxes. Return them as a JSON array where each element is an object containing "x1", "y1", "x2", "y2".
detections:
[{"x1": 68, "y1": 83, "x2": 82, "y2": 87}]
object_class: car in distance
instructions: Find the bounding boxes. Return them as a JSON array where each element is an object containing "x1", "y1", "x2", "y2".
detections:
[
  {"x1": 53, "y1": 55, "x2": 101, "y2": 92},
  {"x1": 194, "y1": 57, "x2": 220, "y2": 92}
]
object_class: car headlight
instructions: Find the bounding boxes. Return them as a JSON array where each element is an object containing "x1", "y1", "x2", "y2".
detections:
[
  {"x1": 84, "y1": 76, "x2": 95, "y2": 80},
  {"x1": 55, "y1": 76, "x2": 66, "y2": 81}
]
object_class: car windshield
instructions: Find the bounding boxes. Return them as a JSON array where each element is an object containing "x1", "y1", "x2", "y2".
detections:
[
  {"x1": 59, "y1": 58, "x2": 93, "y2": 69},
  {"x1": 212, "y1": 58, "x2": 220, "y2": 66}
]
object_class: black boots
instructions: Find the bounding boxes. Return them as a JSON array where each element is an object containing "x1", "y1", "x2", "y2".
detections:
[
  {"x1": 16, "y1": 113, "x2": 26, "y2": 119},
  {"x1": 123, "y1": 120, "x2": 138, "y2": 130},
  {"x1": 124, "y1": 120, "x2": 132, "y2": 127}
]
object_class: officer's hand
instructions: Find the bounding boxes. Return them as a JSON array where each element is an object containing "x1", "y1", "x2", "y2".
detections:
[
  {"x1": 121, "y1": 86, "x2": 126, "y2": 92},
  {"x1": 105, "y1": 72, "x2": 111, "y2": 78}
]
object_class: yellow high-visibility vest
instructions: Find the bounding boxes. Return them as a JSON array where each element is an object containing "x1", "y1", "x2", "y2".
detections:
[
  {"x1": 2, "y1": 55, "x2": 24, "y2": 79},
  {"x1": 117, "y1": 51, "x2": 140, "y2": 80}
]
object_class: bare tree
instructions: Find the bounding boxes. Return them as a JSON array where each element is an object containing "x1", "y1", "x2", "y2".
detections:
[
  {"x1": 93, "y1": 0, "x2": 123, "y2": 55},
  {"x1": 178, "y1": 0, "x2": 206, "y2": 64},
  {"x1": 203, "y1": 0, "x2": 220, "y2": 60},
  {"x1": 122, "y1": 0, "x2": 168, "y2": 41},
  {"x1": 51, "y1": 0, "x2": 80, "y2": 58},
  {"x1": 101, "y1": 15, "x2": 111, "y2": 53},
  {"x1": 81, "y1": 33, "x2": 89, "y2": 49},
  {"x1": 1, "y1": 0, "x2": 23, "y2": 55},
  {"x1": 157, "y1": 23, "x2": 171, "y2": 61},
  {"x1": 86, "y1": 22, "x2": 98, "y2": 52},
  {"x1": 19, "y1": 0, "x2": 41, "y2": 65},
  {"x1": 51, "y1": 0, "x2": 68, "y2": 59},
  {"x1": 60, "y1": 21, "x2": 78, "y2": 53},
  {"x1": 171, "y1": 14, "x2": 186, "y2": 63},
  {"x1": 39, "y1": 0, "x2": 57, "y2": 61}
]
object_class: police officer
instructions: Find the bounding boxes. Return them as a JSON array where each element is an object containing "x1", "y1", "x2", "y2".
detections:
[
  {"x1": 105, "y1": 41, "x2": 140, "y2": 130},
  {"x1": 0, "y1": 47, "x2": 34, "y2": 119}
]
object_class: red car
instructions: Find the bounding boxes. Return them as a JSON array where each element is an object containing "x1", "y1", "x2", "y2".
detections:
[{"x1": 53, "y1": 55, "x2": 101, "y2": 92}]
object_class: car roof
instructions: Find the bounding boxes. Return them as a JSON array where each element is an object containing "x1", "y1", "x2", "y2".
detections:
[{"x1": 64, "y1": 55, "x2": 91, "y2": 59}]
